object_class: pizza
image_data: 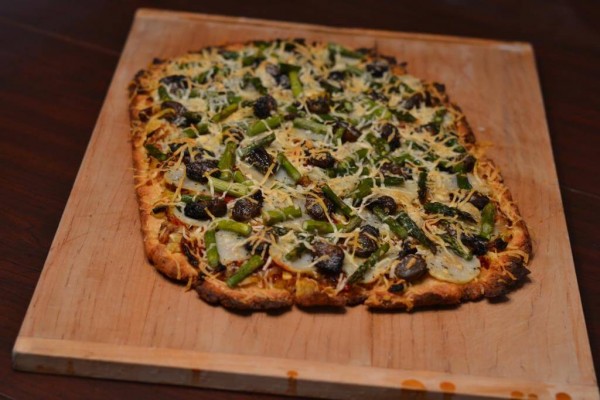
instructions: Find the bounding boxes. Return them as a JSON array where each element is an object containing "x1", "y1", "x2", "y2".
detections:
[{"x1": 128, "y1": 39, "x2": 532, "y2": 310}]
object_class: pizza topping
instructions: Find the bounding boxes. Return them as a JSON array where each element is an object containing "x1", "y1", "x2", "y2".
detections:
[
  {"x1": 351, "y1": 225, "x2": 380, "y2": 258},
  {"x1": 312, "y1": 241, "x2": 345, "y2": 276},
  {"x1": 232, "y1": 197, "x2": 262, "y2": 222},
  {"x1": 184, "y1": 198, "x2": 227, "y2": 220},
  {"x1": 132, "y1": 39, "x2": 528, "y2": 297},
  {"x1": 253, "y1": 95, "x2": 278, "y2": 119},
  {"x1": 393, "y1": 254, "x2": 427, "y2": 281},
  {"x1": 186, "y1": 159, "x2": 219, "y2": 183}
]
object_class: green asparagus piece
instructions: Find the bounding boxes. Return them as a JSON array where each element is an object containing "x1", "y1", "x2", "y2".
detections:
[
  {"x1": 158, "y1": 85, "x2": 171, "y2": 101},
  {"x1": 218, "y1": 141, "x2": 237, "y2": 181},
  {"x1": 182, "y1": 127, "x2": 198, "y2": 138},
  {"x1": 303, "y1": 220, "x2": 335, "y2": 234},
  {"x1": 340, "y1": 215, "x2": 363, "y2": 233},
  {"x1": 347, "y1": 243, "x2": 390, "y2": 284},
  {"x1": 289, "y1": 70, "x2": 303, "y2": 97},
  {"x1": 204, "y1": 229, "x2": 220, "y2": 268},
  {"x1": 277, "y1": 153, "x2": 302, "y2": 183},
  {"x1": 480, "y1": 202, "x2": 496, "y2": 240},
  {"x1": 456, "y1": 174, "x2": 472, "y2": 190},
  {"x1": 293, "y1": 118, "x2": 328, "y2": 135},
  {"x1": 396, "y1": 211, "x2": 437, "y2": 253},
  {"x1": 334, "y1": 148, "x2": 369, "y2": 176},
  {"x1": 322, "y1": 184, "x2": 354, "y2": 218},
  {"x1": 262, "y1": 205, "x2": 302, "y2": 226},
  {"x1": 247, "y1": 115, "x2": 283, "y2": 136},
  {"x1": 144, "y1": 144, "x2": 167, "y2": 161},
  {"x1": 391, "y1": 109, "x2": 416, "y2": 123},
  {"x1": 215, "y1": 219, "x2": 252, "y2": 237},
  {"x1": 441, "y1": 233, "x2": 472, "y2": 260},
  {"x1": 372, "y1": 206, "x2": 408, "y2": 239},
  {"x1": 181, "y1": 194, "x2": 212, "y2": 203},
  {"x1": 226, "y1": 255, "x2": 264, "y2": 288},
  {"x1": 196, "y1": 123, "x2": 209, "y2": 135},
  {"x1": 207, "y1": 176, "x2": 251, "y2": 197},
  {"x1": 430, "y1": 108, "x2": 447, "y2": 132},
  {"x1": 352, "y1": 178, "x2": 373, "y2": 201},
  {"x1": 285, "y1": 243, "x2": 307, "y2": 261},
  {"x1": 233, "y1": 170, "x2": 249, "y2": 184},
  {"x1": 351, "y1": 176, "x2": 405, "y2": 203},
  {"x1": 239, "y1": 133, "x2": 276, "y2": 157},
  {"x1": 211, "y1": 103, "x2": 238, "y2": 123},
  {"x1": 219, "y1": 50, "x2": 239, "y2": 60},
  {"x1": 423, "y1": 202, "x2": 476, "y2": 223}
]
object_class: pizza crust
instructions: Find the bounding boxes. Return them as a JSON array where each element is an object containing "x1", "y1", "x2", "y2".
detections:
[{"x1": 128, "y1": 40, "x2": 532, "y2": 310}]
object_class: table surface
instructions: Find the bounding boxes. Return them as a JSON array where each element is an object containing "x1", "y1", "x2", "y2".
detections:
[{"x1": 1, "y1": 1, "x2": 598, "y2": 399}]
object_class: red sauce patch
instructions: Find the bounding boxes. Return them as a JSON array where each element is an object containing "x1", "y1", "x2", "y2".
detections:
[
  {"x1": 510, "y1": 391, "x2": 524, "y2": 399},
  {"x1": 555, "y1": 393, "x2": 571, "y2": 400}
]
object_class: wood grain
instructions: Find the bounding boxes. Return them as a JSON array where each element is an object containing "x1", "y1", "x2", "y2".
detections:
[{"x1": 10, "y1": 9, "x2": 598, "y2": 400}]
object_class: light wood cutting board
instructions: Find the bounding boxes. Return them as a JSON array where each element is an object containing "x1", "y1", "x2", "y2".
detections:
[{"x1": 13, "y1": 9, "x2": 599, "y2": 400}]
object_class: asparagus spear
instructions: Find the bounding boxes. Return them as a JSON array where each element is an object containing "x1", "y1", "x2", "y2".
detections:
[
  {"x1": 262, "y1": 205, "x2": 302, "y2": 226},
  {"x1": 322, "y1": 184, "x2": 354, "y2": 218},
  {"x1": 226, "y1": 255, "x2": 265, "y2": 287},
  {"x1": 204, "y1": 229, "x2": 220, "y2": 268},
  {"x1": 423, "y1": 202, "x2": 476, "y2": 223},
  {"x1": 347, "y1": 243, "x2": 390, "y2": 284},
  {"x1": 372, "y1": 206, "x2": 408, "y2": 239},
  {"x1": 480, "y1": 202, "x2": 496, "y2": 240},
  {"x1": 211, "y1": 103, "x2": 238, "y2": 123},
  {"x1": 215, "y1": 219, "x2": 252, "y2": 237},
  {"x1": 292, "y1": 118, "x2": 328, "y2": 135},
  {"x1": 207, "y1": 176, "x2": 251, "y2": 197},
  {"x1": 144, "y1": 144, "x2": 167, "y2": 161},
  {"x1": 239, "y1": 133, "x2": 276, "y2": 157},
  {"x1": 456, "y1": 174, "x2": 472, "y2": 190},
  {"x1": 218, "y1": 141, "x2": 237, "y2": 181},
  {"x1": 277, "y1": 153, "x2": 302, "y2": 183},
  {"x1": 396, "y1": 211, "x2": 437, "y2": 253},
  {"x1": 247, "y1": 115, "x2": 283, "y2": 137}
]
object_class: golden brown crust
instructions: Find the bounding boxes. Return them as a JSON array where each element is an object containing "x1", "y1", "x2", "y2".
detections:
[
  {"x1": 195, "y1": 278, "x2": 293, "y2": 310},
  {"x1": 129, "y1": 40, "x2": 532, "y2": 310}
]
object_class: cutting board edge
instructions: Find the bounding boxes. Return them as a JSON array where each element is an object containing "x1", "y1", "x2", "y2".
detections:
[
  {"x1": 134, "y1": 7, "x2": 533, "y2": 52},
  {"x1": 13, "y1": 337, "x2": 600, "y2": 400}
]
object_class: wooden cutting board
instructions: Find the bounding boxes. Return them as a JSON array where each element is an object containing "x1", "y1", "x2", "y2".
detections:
[{"x1": 13, "y1": 9, "x2": 598, "y2": 400}]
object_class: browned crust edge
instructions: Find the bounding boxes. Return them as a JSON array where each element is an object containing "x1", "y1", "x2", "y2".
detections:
[{"x1": 128, "y1": 40, "x2": 532, "y2": 310}]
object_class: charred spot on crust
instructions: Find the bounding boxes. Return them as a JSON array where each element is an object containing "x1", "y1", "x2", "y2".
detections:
[
  {"x1": 181, "y1": 240, "x2": 199, "y2": 267},
  {"x1": 388, "y1": 283, "x2": 405, "y2": 293}
]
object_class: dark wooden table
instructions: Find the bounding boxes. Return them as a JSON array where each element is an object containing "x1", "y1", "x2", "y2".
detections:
[{"x1": 1, "y1": 1, "x2": 598, "y2": 398}]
